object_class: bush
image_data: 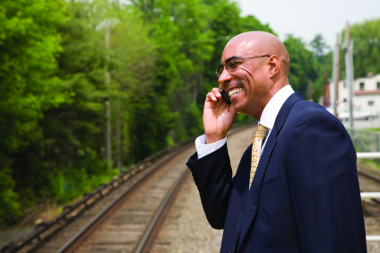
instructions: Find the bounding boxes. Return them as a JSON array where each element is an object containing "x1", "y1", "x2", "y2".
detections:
[{"x1": 0, "y1": 168, "x2": 21, "y2": 223}]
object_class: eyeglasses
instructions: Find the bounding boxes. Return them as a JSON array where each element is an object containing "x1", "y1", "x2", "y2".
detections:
[{"x1": 215, "y1": 55, "x2": 271, "y2": 78}]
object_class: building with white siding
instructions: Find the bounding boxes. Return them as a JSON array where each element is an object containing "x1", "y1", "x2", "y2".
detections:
[{"x1": 329, "y1": 73, "x2": 380, "y2": 116}]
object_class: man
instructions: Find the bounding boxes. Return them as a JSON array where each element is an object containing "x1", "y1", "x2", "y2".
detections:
[{"x1": 186, "y1": 31, "x2": 367, "y2": 253}]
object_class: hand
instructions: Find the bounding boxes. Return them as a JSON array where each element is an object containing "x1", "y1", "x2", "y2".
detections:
[{"x1": 203, "y1": 88, "x2": 237, "y2": 144}]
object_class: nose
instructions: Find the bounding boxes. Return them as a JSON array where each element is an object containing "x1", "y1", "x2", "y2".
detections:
[{"x1": 218, "y1": 68, "x2": 232, "y2": 87}]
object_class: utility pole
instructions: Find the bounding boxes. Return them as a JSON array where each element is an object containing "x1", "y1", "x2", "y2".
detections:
[
  {"x1": 116, "y1": 101, "x2": 122, "y2": 172},
  {"x1": 345, "y1": 22, "x2": 354, "y2": 135},
  {"x1": 105, "y1": 22, "x2": 112, "y2": 170},
  {"x1": 323, "y1": 67, "x2": 329, "y2": 106},
  {"x1": 333, "y1": 33, "x2": 340, "y2": 118}
]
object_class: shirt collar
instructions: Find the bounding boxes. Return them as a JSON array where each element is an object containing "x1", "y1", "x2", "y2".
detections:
[{"x1": 259, "y1": 85, "x2": 295, "y2": 130}]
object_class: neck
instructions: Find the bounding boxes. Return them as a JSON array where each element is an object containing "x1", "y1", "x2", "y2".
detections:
[{"x1": 255, "y1": 80, "x2": 288, "y2": 121}]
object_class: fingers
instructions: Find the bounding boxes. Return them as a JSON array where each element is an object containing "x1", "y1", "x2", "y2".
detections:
[{"x1": 206, "y1": 88, "x2": 222, "y2": 102}]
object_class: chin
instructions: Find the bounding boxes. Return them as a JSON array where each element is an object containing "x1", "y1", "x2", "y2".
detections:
[
  {"x1": 232, "y1": 104, "x2": 247, "y2": 115},
  {"x1": 232, "y1": 102, "x2": 254, "y2": 117}
]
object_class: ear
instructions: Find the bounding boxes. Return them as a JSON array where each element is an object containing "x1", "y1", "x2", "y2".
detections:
[{"x1": 267, "y1": 55, "x2": 281, "y2": 78}]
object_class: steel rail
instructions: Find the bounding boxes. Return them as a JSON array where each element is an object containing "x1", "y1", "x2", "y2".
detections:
[
  {"x1": 134, "y1": 169, "x2": 189, "y2": 253},
  {"x1": 55, "y1": 145, "x2": 190, "y2": 253}
]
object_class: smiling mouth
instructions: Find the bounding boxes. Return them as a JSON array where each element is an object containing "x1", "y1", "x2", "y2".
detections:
[{"x1": 228, "y1": 88, "x2": 242, "y2": 98}]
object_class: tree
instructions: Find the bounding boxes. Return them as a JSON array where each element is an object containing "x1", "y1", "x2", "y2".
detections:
[
  {"x1": 309, "y1": 34, "x2": 330, "y2": 63},
  {"x1": 309, "y1": 34, "x2": 333, "y2": 104},
  {"x1": 342, "y1": 19, "x2": 380, "y2": 78},
  {"x1": 22, "y1": 0, "x2": 111, "y2": 202},
  {"x1": 239, "y1": 15, "x2": 275, "y2": 34},
  {"x1": 109, "y1": 2, "x2": 174, "y2": 163},
  {"x1": 130, "y1": 0, "x2": 217, "y2": 142},
  {"x1": 0, "y1": 0, "x2": 68, "y2": 222},
  {"x1": 283, "y1": 35, "x2": 322, "y2": 100}
]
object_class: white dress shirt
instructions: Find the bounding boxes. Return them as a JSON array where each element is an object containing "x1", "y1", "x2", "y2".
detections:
[{"x1": 195, "y1": 85, "x2": 294, "y2": 159}]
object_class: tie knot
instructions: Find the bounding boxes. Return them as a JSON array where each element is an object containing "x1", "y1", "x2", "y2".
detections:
[{"x1": 254, "y1": 125, "x2": 268, "y2": 137}]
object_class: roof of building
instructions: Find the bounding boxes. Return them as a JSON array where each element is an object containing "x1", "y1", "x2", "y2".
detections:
[{"x1": 354, "y1": 90, "x2": 380, "y2": 96}]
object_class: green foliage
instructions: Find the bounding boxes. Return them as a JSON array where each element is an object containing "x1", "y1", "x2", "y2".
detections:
[
  {"x1": 284, "y1": 35, "x2": 322, "y2": 100},
  {"x1": 0, "y1": 0, "x2": 69, "y2": 153},
  {"x1": 366, "y1": 128, "x2": 380, "y2": 132},
  {"x1": 235, "y1": 113, "x2": 256, "y2": 125},
  {"x1": 50, "y1": 168, "x2": 119, "y2": 202},
  {"x1": 359, "y1": 158, "x2": 380, "y2": 172},
  {"x1": 10, "y1": 0, "x2": 108, "y2": 208},
  {"x1": 108, "y1": 2, "x2": 177, "y2": 163},
  {"x1": 239, "y1": 15, "x2": 276, "y2": 35},
  {"x1": 343, "y1": 19, "x2": 380, "y2": 78},
  {"x1": 0, "y1": 169, "x2": 20, "y2": 223},
  {"x1": 0, "y1": 0, "x2": 68, "y2": 223},
  {"x1": 309, "y1": 34, "x2": 332, "y2": 103},
  {"x1": 127, "y1": 94, "x2": 177, "y2": 163},
  {"x1": 309, "y1": 34, "x2": 330, "y2": 62},
  {"x1": 186, "y1": 102, "x2": 204, "y2": 137}
]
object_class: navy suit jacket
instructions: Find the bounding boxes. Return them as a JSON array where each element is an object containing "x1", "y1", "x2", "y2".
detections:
[{"x1": 186, "y1": 93, "x2": 367, "y2": 253}]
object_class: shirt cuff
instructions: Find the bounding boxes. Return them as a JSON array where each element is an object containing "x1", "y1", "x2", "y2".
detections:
[{"x1": 195, "y1": 135, "x2": 227, "y2": 159}]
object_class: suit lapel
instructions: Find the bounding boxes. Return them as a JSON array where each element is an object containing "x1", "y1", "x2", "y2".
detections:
[{"x1": 237, "y1": 92, "x2": 303, "y2": 248}]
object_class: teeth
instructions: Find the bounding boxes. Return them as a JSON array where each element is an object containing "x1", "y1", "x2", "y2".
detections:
[{"x1": 228, "y1": 88, "x2": 242, "y2": 98}]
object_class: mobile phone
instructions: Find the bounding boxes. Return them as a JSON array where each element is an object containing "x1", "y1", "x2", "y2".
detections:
[{"x1": 220, "y1": 89, "x2": 231, "y2": 104}]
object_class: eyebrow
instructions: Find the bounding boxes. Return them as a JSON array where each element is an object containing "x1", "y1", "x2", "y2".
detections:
[
  {"x1": 222, "y1": 56, "x2": 241, "y2": 64},
  {"x1": 218, "y1": 56, "x2": 242, "y2": 68}
]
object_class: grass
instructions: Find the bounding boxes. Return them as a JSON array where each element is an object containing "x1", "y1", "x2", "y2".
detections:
[
  {"x1": 365, "y1": 128, "x2": 380, "y2": 132},
  {"x1": 361, "y1": 159, "x2": 380, "y2": 171}
]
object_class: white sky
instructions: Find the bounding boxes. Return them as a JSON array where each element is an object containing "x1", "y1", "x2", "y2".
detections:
[{"x1": 236, "y1": 0, "x2": 380, "y2": 49}]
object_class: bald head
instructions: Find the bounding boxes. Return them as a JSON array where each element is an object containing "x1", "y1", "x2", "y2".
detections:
[
  {"x1": 218, "y1": 31, "x2": 291, "y2": 119},
  {"x1": 224, "y1": 31, "x2": 290, "y2": 77}
]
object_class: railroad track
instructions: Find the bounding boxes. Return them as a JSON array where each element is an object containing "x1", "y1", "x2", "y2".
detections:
[
  {"x1": 56, "y1": 159, "x2": 190, "y2": 253},
  {"x1": 27, "y1": 145, "x2": 196, "y2": 253},
  {"x1": 0, "y1": 124, "x2": 253, "y2": 253},
  {"x1": 51, "y1": 126, "x2": 250, "y2": 253},
  {"x1": 1, "y1": 141, "x2": 196, "y2": 253},
  {"x1": 54, "y1": 126, "x2": 249, "y2": 253}
]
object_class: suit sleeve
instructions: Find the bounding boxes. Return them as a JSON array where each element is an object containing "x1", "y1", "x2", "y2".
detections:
[
  {"x1": 186, "y1": 144, "x2": 233, "y2": 229},
  {"x1": 286, "y1": 110, "x2": 367, "y2": 252}
]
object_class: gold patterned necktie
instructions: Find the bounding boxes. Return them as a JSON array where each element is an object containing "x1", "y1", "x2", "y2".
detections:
[{"x1": 249, "y1": 125, "x2": 268, "y2": 189}]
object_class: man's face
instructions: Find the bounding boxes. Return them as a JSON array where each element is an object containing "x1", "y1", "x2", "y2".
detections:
[{"x1": 218, "y1": 40, "x2": 270, "y2": 119}]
